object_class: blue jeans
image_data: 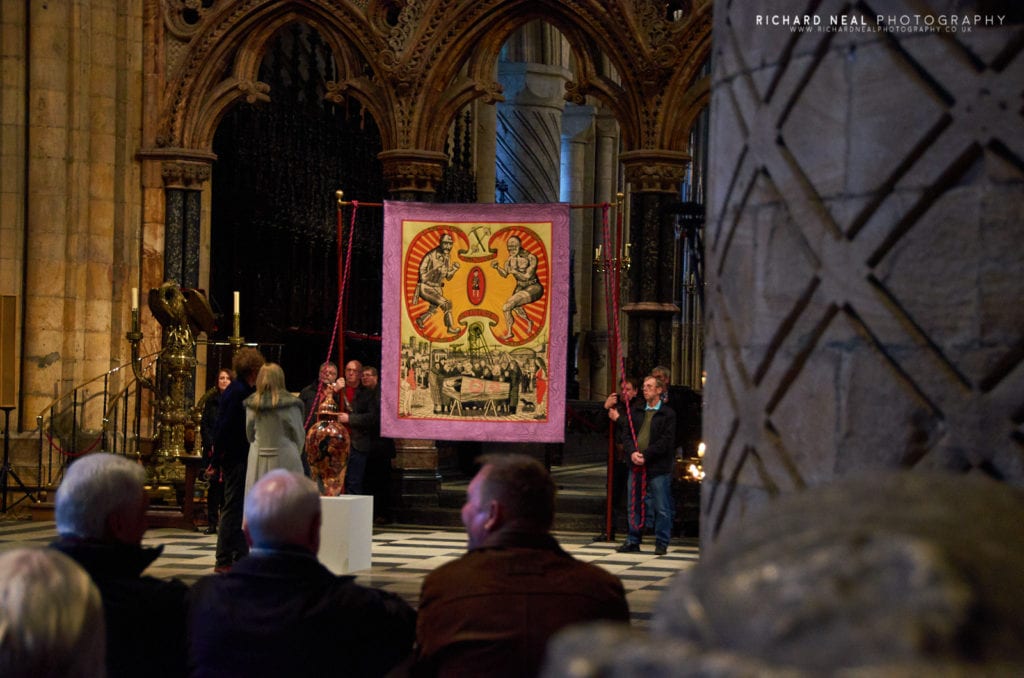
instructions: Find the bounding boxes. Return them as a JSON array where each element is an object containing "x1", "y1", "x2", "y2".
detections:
[{"x1": 626, "y1": 469, "x2": 673, "y2": 547}]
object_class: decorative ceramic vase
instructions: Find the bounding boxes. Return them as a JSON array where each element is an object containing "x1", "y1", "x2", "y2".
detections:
[{"x1": 304, "y1": 397, "x2": 350, "y2": 496}]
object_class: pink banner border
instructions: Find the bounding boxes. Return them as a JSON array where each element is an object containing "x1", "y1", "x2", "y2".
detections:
[{"x1": 380, "y1": 201, "x2": 569, "y2": 443}]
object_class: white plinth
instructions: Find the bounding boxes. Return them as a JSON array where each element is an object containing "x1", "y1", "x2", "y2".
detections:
[{"x1": 318, "y1": 495, "x2": 373, "y2": 574}]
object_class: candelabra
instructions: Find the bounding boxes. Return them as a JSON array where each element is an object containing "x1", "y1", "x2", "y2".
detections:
[
  {"x1": 127, "y1": 283, "x2": 217, "y2": 486},
  {"x1": 593, "y1": 243, "x2": 632, "y2": 273},
  {"x1": 594, "y1": 193, "x2": 632, "y2": 273}
]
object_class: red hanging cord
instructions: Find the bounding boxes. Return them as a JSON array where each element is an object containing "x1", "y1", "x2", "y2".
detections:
[
  {"x1": 304, "y1": 199, "x2": 360, "y2": 430},
  {"x1": 602, "y1": 198, "x2": 644, "y2": 534},
  {"x1": 340, "y1": 201, "x2": 359, "y2": 339}
]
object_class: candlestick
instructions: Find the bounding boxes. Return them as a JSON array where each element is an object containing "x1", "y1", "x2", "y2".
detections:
[{"x1": 233, "y1": 291, "x2": 240, "y2": 315}]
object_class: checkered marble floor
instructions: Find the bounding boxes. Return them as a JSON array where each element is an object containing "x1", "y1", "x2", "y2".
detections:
[{"x1": 0, "y1": 518, "x2": 698, "y2": 628}]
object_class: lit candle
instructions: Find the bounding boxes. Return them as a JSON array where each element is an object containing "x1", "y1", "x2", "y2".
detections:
[
  {"x1": 233, "y1": 291, "x2": 240, "y2": 315},
  {"x1": 131, "y1": 287, "x2": 138, "y2": 311},
  {"x1": 595, "y1": 244, "x2": 602, "y2": 259}
]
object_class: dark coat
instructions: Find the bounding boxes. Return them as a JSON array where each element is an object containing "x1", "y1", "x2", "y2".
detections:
[
  {"x1": 347, "y1": 384, "x2": 390, "y2": 456},
  {"x1": 414, "y1": 531, "x2": 629, "y2": 678},
  {"x1": 51, "y1": 538, "x2": 188, "y2": 678},
  {"x1": 623, "y1": 401, "x2": 677, "y2": 477},
  {"x1": 212, "y1": 378, "x2": 254, "y2": 469},
  {"x1": 187, "y1": 548, "x2": 415, "y2": 678},
  {"x1": 200, "y1": 388, "x2": 221, "y2": 459}
]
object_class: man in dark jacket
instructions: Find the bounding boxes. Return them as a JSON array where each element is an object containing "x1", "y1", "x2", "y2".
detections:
[
  {"x1": 415, "y1": 454, "x2": 629, "y2": 677},
  {"x1": 51, "y1": 452, "x2": 188, "y2": 678},
  {"x1": 338, "y1": 365, "x2": 395, "y2": 521},
  {"x1": 187, "y1": 469, "x2": 415, "y2": 677},
  {"x1": 337, "y1": 364, "x2": 383, "y2": 496},
  {"x1": 616, "y1": 375, "x2": 677, "y2": 555},
  {"x1": 212, "y1": 346, "x2": 265, "y2": 571}
]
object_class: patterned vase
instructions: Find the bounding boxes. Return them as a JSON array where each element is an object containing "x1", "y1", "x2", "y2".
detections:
[{"x1": 304, "y1": 398, "x2": 350, "y2": 496}]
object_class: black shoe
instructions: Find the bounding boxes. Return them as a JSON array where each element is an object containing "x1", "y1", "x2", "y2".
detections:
[
  {"x1": 654, "y1": 544, "x2": 668, "y2": 556},
  {"x1": 616, "y1": 542, "x2": 640, "y2": 553},
  {"x1": 203, "y1": 526, "x2": 217, "y2": 535}
]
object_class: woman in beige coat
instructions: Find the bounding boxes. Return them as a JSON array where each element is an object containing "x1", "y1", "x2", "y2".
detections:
[{"x1": 243, "y1": 363, "x2": 305, "y2": 494}]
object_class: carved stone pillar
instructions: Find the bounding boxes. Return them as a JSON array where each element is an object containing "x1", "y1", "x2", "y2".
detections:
[
  {"x1": 495, "y1": 62, "x2": 569, "y2": 203},
  {"x1": 620, "y1": 150, "x2": 689, "y2": 375},
  {"x1": 703, "y1": 7, "x2": 1024, "y2": 546}
]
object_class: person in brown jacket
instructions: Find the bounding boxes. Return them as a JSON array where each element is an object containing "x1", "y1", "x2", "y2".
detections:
[{"x1": 414, "y1": 453, "x2": 630, "y2": 677}]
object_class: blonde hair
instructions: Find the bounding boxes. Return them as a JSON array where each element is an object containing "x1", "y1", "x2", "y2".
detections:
[
  {"x1": 0, "y1": 548, "x2": 106, "y2": 678},
  {"x1": 254, "y1": 363, "x2": 287, "y2": 410}
]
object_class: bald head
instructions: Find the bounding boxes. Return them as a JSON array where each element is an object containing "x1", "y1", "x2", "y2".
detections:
[
  {"x1": 243, "y1": 470, "x2": 322, "y2": 553},
  {"x1": 461, "y1": 453, "x2": 555, "y2": 549}
]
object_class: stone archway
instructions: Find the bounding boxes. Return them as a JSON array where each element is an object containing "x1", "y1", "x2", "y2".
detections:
[{"x1": 208, "y1": 20, "x2": 388, "y2": 390}]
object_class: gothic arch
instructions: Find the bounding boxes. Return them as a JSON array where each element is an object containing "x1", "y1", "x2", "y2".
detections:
[
  {"x1": 154, "y1": 0, "x2": 714, "y2": 162},
  {"x1": 666, "y1": 74, "x2": 711, "y2": 150},
  {"x1": 392, "y1": 0, "x2": 714, "y2": 155},
  {"x1": 159, "y1": 1, "x2": 391, "y2": 152}
]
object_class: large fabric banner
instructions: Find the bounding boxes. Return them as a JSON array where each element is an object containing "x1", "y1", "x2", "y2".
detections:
[{"x1": 381, "y1": 201, "x2": 570, "y2": 442}]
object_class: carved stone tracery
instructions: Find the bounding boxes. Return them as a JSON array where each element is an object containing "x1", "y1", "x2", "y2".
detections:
[
  {"x1": 158, "y1": 158, "x2": 213, "y2": 190},
  {"x1": 621, "y1": 149, "x2": 690, "y2": 193},
  {"x1": 378, "y1": 149, "x2": 448, "y2": 195},
  {"x1": 151, "y1": 0, "x2": 713, "y2": 173}
]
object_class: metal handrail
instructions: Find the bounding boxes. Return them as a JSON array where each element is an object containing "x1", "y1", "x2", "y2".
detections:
[
  {"x1": 29, "y1": 340, "x2": 286, "y2": 491},
  {"x1": 34, "y1": 352, "x2": 161, "y2": 489}
]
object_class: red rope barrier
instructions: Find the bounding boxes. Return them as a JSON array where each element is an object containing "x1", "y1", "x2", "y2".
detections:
[{"x1": 43, "y1": 430, "x2": 104, "y2": 459}]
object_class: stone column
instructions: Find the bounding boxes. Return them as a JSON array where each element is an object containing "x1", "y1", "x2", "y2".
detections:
[
  {"x1": 495, "y1": 62, "x2": 569, "y2": 203},
  {"x1": 378, "y1": 150, "x2": 448, "y2": 510},
  {"x1": 703, "y1": 5, "x2": 1024, "y2": 546},
  {"x1": 561, "y1": 103, "x2": 594, "y2": 398},
  {"x1": 588, "y1": 109, "x2": 621, "y2": 399},
  {"x1": 620, "y1": 151, "x2": 689, "y2": 376},
  {"x1": 474, "y1": 99, "x2": 498, "y2": 203},
  {"x1": 161, "y1": 160, "x2": 211, "y2": 288}
]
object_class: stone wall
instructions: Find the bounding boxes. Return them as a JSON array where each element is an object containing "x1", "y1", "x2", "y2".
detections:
[{"x1": 0, "y1": 0, "x2": 145, "y2": 431}]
